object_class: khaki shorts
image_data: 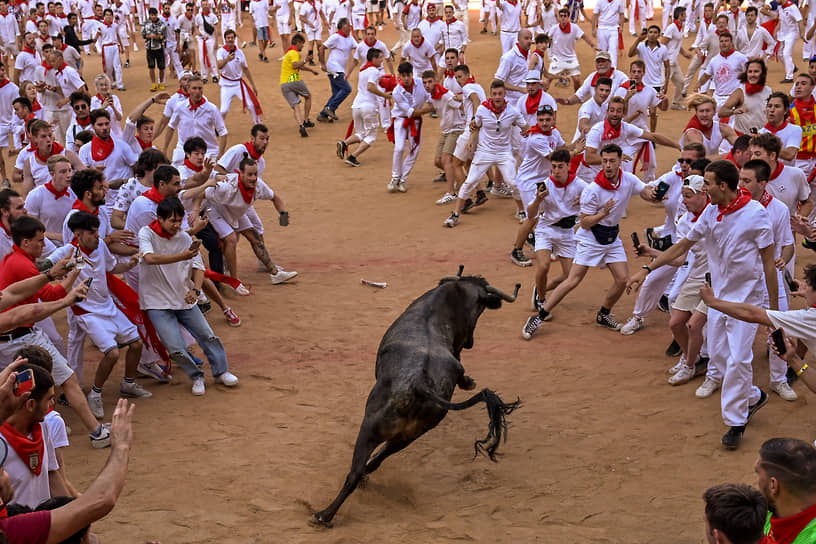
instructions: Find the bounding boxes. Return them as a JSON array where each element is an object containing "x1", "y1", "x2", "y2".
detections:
[
  {"x1": 280, "y1": 80, "x2": 310, "y2": 107},
  {"x1": 436, "y1": 130, "x2": 463, "y2": 158},
  {"x1": 672, "y1": 275, "x2": 709, "y2": 315}
]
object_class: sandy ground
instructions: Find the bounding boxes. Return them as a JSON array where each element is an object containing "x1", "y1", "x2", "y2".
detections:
[{"x1": 51, "y1": 10, "x2": 816, "y2": 543}]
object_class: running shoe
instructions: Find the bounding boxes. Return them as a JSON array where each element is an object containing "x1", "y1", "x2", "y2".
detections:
[
  {"x1": 120, "y1": 380, "x2": 152, "y2": 398},
  {"x1": 444, "y1": 212, "x2": 459, "y2": 228},
  {"x1": 620, "y1": 316, "x2": 645, "y2": 336},
  {"x1": 510, "y1": 248, "x2": 532, "y2": 267},
  {"x1": 336, "y1": 140, "x2": 347, "y2": 159},
  {"x1": 436, "y1": 192, "x2": 456, "y2": 205},
  {"x1": 223, "y1": 307, "x2": 241, "y2": 327},
  {"x1": 596, "y1": 312, "x2": 622, "y2": 331},
  {"x1": 345, "y1": 155, "x2": 361, "y2": 167},
  {"x1": 522, "y1": 315, "x2": 542, "y2": 340}
]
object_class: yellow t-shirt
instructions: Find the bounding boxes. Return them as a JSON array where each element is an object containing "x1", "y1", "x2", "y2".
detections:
[{"x1": 280, "y1": 49, "x2": 301, "y2": 84}]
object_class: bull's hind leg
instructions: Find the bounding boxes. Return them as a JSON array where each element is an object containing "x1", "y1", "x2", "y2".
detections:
[{"x1": 363, "y1": 436, "x2": 414, "y2": 475}]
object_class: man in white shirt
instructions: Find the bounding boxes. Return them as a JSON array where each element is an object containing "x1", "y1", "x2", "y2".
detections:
[
  {"x1": 317, "y1": 18, "x2": 355, "y2": 122},
  {"x1": 759, "y1": 92, "x2": 802, "y2": 165},
  {"x1": 14, "y1": 32, "x2": 40, "y2": 85},
  {"x1": 494, "y1": 28, "x2": 533, "y2": 107},
  {"x1": 388, "y1": 61, "x2": 431, "y2": 192},
  {"x1": 614, "y1": 60, "x2": 662, "y2": 177},
  {"x1": 25, "y1": 155, "x2": 75, "y2": 246},
  {"x1": 546, "y1": 8, "x2": 595, "y2": 91},
  {"x1": 777, "y1": 0, "x2": 804, "y2": 83},
  {"x1": 440, "y1": 5, "x2": 466, "y2": 60},
  {"x1": 496, "y1": 0, "x2": 523, "y2": 53},
  {"x1": 0, "y1": 0, "x2": 20, "y2": 62},
  {"x1": 749, "y1": 132, "x2": 812, "y2": 218},
  {"x1": 163, "y1": 75, "x2": 228, "y2": 164},
  {"x1": 299, "y1": 0, "x2": 328, "y2": 63},
  {"x1": 422, "y1": 70, "x2": 464, "y2": 205},
  {"x1": 736, "y1": 6, "x2": 775, "y2": 60},
  {"x1": 400, "y1": 28, "x2": 437, "y2": 78},
  {"x1": 696, "y1": 32, "x2": 748, "y2": 112},
  {"x1": 216, "y1": 29, "x2": 262, "y2": 124},
  {"x1": 249, "y1": 0, "x2": 273, "y2": 60},
  {"x1": 661, "y1": 6, "x2": 693, "y2": 110},
  {"x1": 557, "y1": 51, "x2": 628, "y2": 106},
  {"x1": 194, "y1": 0, "x2": 220, "y2": 83},
  {"x1": 347, "y1": 26, "x2": 394, "y2": 75},
  {"x1": 417, "y1": 3, "x2": 444, "y2": 59},
  {"x1": 160, "y1": 3, "x2": 183, "y2": 78},
  {"x1": 0, "y1": 64, "x2": 18, "y2": 187},
  {"x1": 572, "y1": 77, "x2": 611, "y2": 143},
  {"x1": 37, "y1": 48, "x2": 85, "y2": 144},
  {"x1": 628, "y1": 25, "x2": 669, "y2": 96},
  {"x1": 592, "y1": 0, "x2": 623, "y2": 66},
  {"x1": 98, "y1": 9, "x2": 126, "y2": 91}
]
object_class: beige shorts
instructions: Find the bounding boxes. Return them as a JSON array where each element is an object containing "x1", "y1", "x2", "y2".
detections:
[
  {"x1": 436, "y1": 130, "x2": 463, "y2": 158},
  {"x1": 672, "y1": 275, "x2": 709, "y2": 315}
]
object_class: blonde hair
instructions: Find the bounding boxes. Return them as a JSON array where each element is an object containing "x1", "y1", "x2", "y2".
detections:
[
  {"x1": 93, "y1": 73, "x2": 111, "y2": 90},
  {"x1": 686, "y1": 93, "x2": 717, "y2": 111},
  {"x1": 46, "y1": 154, "x2": 70, "y2": 174}
]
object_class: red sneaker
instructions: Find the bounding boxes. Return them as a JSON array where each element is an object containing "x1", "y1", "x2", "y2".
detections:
[{"x1": 223, "y1": 307, "x2": 241, "y2": 327}]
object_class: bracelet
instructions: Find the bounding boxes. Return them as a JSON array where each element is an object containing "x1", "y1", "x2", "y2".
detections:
[
  {"x1": 642, "y1": 265, "x2": 652, "y2": 274},
  {"x1": 797, "y1": 363, "x2": 809, "y2": 376}
]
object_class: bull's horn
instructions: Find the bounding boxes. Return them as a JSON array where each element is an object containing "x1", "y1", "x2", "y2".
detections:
[
  {"x1": 457, "y1": 264, "x2": 464, "y2": 277},
  {"x1": 486, "y1": 283, "x2": 521, "y2": 302},
  {"x1": 440, "y1": 265, "x2": 466, "y2": 282}
]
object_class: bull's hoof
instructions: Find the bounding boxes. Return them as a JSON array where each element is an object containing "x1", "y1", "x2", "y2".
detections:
[
  {"x1": 459, "y1": 375, "x2": 476, "y2": 391},
  {"x1": 309, "y1": 512, "x2": 334, "y2": 528}
]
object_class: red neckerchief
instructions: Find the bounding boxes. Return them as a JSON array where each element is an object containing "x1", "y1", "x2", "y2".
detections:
[
  {"x1": 465, "y1": 75, "x2": 476, "y2": 84},
  {"x1": 223, "y1": 44, "x2": 236, "y2": 54},
  {"x1": 364, "y1": 38, "x2": 376, "y2": 47},
  {"x1": 759, "y1": 190, "x2": 773, "y2": 207},
  {"x1": 411, "y1": 37, "x2": 425, "y2": 47},
  {"x1": 621, "y1": 80, "x2": 644, "y2": 92},
  {"x1": 40, "y1": 61, "x2": 52, "y2": 72},
  {"x1": 551, "y1": 173, "x2": 575, "y2": 188},
  {"x1": 602, "y1": 118, "x2": 621, "y2": 140},
  {"x1": 58, "y1": 43, "x2": 67, "y2": 51},
  {"x1": 69, "y1": 237, "x2": 93, "y2": 256},
  {"x1": 400, "y1": 78, "x2": 414, "y2": 93},
  {"x1": 184, "y1": 12, "x2": 193, "y2": 19},
  {"x1": 764, "y1": 120, "x2": 788, "y2": 133},
  {"x1": 769, "y1": 161, "x2": 784, "y2": 180},
  {"x1": 516, "y1": 43, "x2": 528, "y2": 59},
  {"x1": 444, "y1": 69, "x2": 455, "y2": 78},
  {"x1": 90, "y1": 135, "x2": 114, "y2": 161},
  {"x1": 684, "y1": 115, "x2": 713, "y2": 139},
  {"x1": 38, "y1": 33, "x2": 49, "y2": 41},
  {"x1": 243, "y1": 141, "x2": 263, "y2": 160},
  {"x1": 731, "y1": 7, "x2": 739, "y2": 15},
  {"x1": 721, "y1": 48, "x2": 735, "y2": 58},
  {"x1": 141, "y1": 186, "x2": 163, "y2": 203},
  {"x1": 236, "y1": 171, "x2": 254, "y2": 203},
  {"x1": 135, "y1": 136, "x2": 152, "y2": 150},
  {"x1": 95, "y1": 93, "x2": 109, "y2": 103},
  {"x1": 336, "y1": 29, "x2": 349, "y2": 37},
  {"x1": 183, "y1": 158, "x2": 202, "y2": 172},
  {"x1": 793, "y1": 97, "x2": 816, "y2": 125},
  {"x1": 445, "y1": 16, "x2": 457, "y2": 25},
  {"x1": 44, "y1": 180, "x2": 69, "y2": 199},
  {"x1": 781, "y1": 0, "x2": 794, "y2": 7},
  {"x1": 704, "y1": 16, "x2": 712, "y2": 25},
  {"x1": 559, "y1": 21, "x2": 571, "y2": 32},
  {"x1": 0, "y1": 79, "x2": 9, "y2": 88},
  {"x1": 57, "y1": 12, "x2": 66, "y2": 17},
  {"x1": 716, "y1": 187, "x2": 751, "y2": 221},
  {"x1": 430, "y1": 84, "x2": 448, "y2": 100},
  {"x1": 31, "y1": 100, "x2": 41, "y2": 112},
  {"x1": 176, "y1": 88, "x2": 188, "y2": 98},
  {"x1": 360, "y1": 61, "x2": 377, "y2": 71},
  {"x1": 724, "y1": 150, "x2": 738, "y2": 166},
  {"x1": 76, "y1": 116, "x2": 91, "y2": 127},
  {"x1": 0, "y1": 422, "x2": 44, "y2": 475},
  {"x1": 528, "y1": 124, "x2": 553, "y2": 135},
  {"x1": 201, "y1": 8, "x2": 211, "y2": 15},
  {"x1": 594, "y1": 168, "x2": 622, "y2": 190},
  {"x1": 426, "y1": 15, "x2": 439, "y2": 21},
  {"x1": 691, "y1": 196, "x2": 711, "y2": 222},
  {"x1": 590, "y1": 68, "x2": 614, "y2": 87},
  {"x1": 148, "y1": 219, "x2": 173, "y2": 238},
  {"x1": 525, "y1": 90, "x2": 541, "y2": 114},
  {"x1": 482, "y1": 99, "x2": 506, "y2": 115},
  {"x1": 285, "y1": 45, "x2": 297, "y2": 52},
  {"x1": 22, "y1": 46, "x2": 36, "y2": 55},
  {"x1": 189, "y1": 97, "x2": 206, "y2": 111},
  {"x1": 34, "y1": 141, "x2": 63, "y2": 163},
  {"x1": 766, "y1": 503, "x2": 816, "y2": 544},
  {"x1": 674, "y1": 19, "x2": 682, "y2": 30},
  {"x1": 72, "y1": 199, "x2": 98, "y2": 215}
]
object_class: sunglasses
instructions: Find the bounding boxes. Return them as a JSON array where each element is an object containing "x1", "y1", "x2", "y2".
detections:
[
  {"x1": 537, "y1": 104, "x2": 554, "y2": 114},
  {"x1": 677, "y1": 157, "x2": 693, "y2": 164},
  {"x1": 73, "y1": 103, "x2": 88, "y2": 110}
]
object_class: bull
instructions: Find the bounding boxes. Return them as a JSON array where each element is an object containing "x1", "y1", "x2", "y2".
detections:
[{"x1": 313, "y1": 267, "x2": 521, "y2": 526}]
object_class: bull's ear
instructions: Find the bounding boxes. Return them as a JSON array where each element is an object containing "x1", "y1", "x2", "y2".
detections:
[{"x1": 482, "y1": 294, "x2": 503, "y2": 309}]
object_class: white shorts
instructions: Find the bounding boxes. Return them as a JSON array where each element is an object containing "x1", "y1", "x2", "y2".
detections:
[
  {"x1": 517, "y1": 183, "x2": 537, "y2": 209},
  {"x1": 549, "y1": 55, "x2": 581, "y2": 77},
  {"x1": 305, "y1": 27, "x2": 322, "y2": 41},
  {"x1": 352, "y1": 104, "x2": 379, "y2": 145},
  {"x1": 0, "y1": 123, "x2": 13, "y2": 148},
  {"x1": 74, "y1": 310, "x2": 140, "y2": 353},
  {"x1": 672, "y1": 275, "x2": 708, "y2": 314},
  {"x1": 276, "y1": 19, "x2": 292, "y2": 35},
  {"x1": 245, "y1": 205, "x2": 264, "y2": 235},
  {"x1": 453, "y1": 128, "x2": 473, "y2": 162},
  {"x1": 350, "y1": 12, "x2": 365, "y2": 30},
  {"x1": 209, "y1": 206, "x2": 253, "y2": 238},
  {"x1": 534, "y1": 223, "x2": 577, "y2": 259},
  {"x1": 573, "y1": 236, "x2": 627, "y2": 267},
  {"x1": 0, "y1": 327, "x2": 73, "y2": 385}
]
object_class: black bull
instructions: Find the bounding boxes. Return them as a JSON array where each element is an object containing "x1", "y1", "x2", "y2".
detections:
[{"x1": 313, "y1": 271, "x2": 522, "y2": 525}]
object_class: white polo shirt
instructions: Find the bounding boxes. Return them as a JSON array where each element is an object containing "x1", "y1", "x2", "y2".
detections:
[
  {"x1": 352, "y1": 64, "x2": 385, "y2": 110},
  {"x1": 216, "y1": 46, "x2": 249, "y2": 82},
  {"x1": 635, "y1": 42, "x2": 669, "y2": 88},
  {"x1": 494, "y1": 44, "x2": 530, "y2": 103},
  {"x1": 168, "y1": 97, "x2": 228, "y2": 157},
  {"x1": 594, "y1": 0, "x2": 623, "y2": 28},
  {"x1": 471, "y1": 102, "x2": 527, "y2": 158}
]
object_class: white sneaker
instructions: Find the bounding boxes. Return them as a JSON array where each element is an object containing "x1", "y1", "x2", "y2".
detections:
[
  {"x1": 436, "y1": 192, "x2": 456, "y2": 205},
  {"x1": 215, "y1": 371, "x2": 239, "y2": 387},
  {"x1": 397, "y1": 181, "x2": 407, "y2": 193},
  {"x1": 192, "y1": 377, "x2": 206, "y2": 396},
  {"x1": 620, "y1": 316, "x2": 645, "y2": 336},
  {"x1": 270, "y1": 270, "x2": 298, "y2": 284},
  {"x1": 770, "y1": 380, "x2": 798, "y2": 401},
  {"x1": 233, "y1": 283, "x2": 251, "y2": 296},
  {"x1": 668, "y1": 363, "x2": 695, "y2": 386},
  {"x1": 695, "y1": 377, "x2": 721, "y2": 398},
  {"x1": 87, "y1": 392, "x2": 104, "y2": 419},
  {"x1": 387, "y1": 178, "x2": 398, "y2": 193},
  {"x1": 120, "y1": 380, "x2": 152, "y2": 398},
  {"x1": 668, "y1": 358, "x2": 687, "y2": 375}
]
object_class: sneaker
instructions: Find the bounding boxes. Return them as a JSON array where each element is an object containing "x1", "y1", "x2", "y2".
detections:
[
  {"x1": 317, "y1": 113, "x2": 332, "y2": 123},
  {"x1": 233, "y1": 283, "x2": 251, "y2": 296},
  {"x1": 212, "y1": 76, "x2": 219, "y2": 83},
  {"x1": 137, "y1": 361, "x2": 171, "y2": 382},
  {"x1": 444, "y1": 212, "x2": 459, "y2": 228},
  {"x1": 658, "y1": 294, "x2": 670, "y2": 313},
  {"x1": 525, "y1": 231, "x2": 535, "y2": 249},
  {"x1": 473, "y1": 190, "x2": 488, "y2": 207},
  {"x1": 259, "y1": 53, "x2": 263, "y2": 60},
  {"x1": 303, "y1": 119, "x2": 315, "y2": 128},
  {"x1": 124, "y1": 60, "x2": 130, "y2": 68},
  {"x1": 461, "y1": 198, "x2": 475, "y2": 212},
  {"x1": 695, "y1": 377, "x2": 721, "y2": 398},
  {"x1": 1, "y1": 179, "x2": 9, "y2": 190},
  {"x1": 89, "y1": 424, "x2": 111, "y2": 449},
  {"x1": 202, "y1": 78, "x2": 208, "y2": 84},
  {"x1": 158, "y1": 83, "x2": 166, "y2": 90},
  {"x1": 299, "y1": 124, "x2": 308, "y2": 138},
  {"x1": 336, "y1": 140, "x2": 347, "y2": 159},
  {"x1": 328, "y1": 109, "x2": 339, "y2": 121},
  {"x1": 522, "y1": 315, "x2": 542, "y2": 340},
  {"x1": 345, "y1": 155, "x2": 361, "y2": 167},
  {"x1": 120, "y1": 380, "x2": 152, "y2": 398},
  {"x1": 150, "y1": 83, "x2": 158, "y2": 91},
  {"x1": 665, "y1": 339, "x2": 682, "y2": 357},
  {"x1": 596, "y1": 312, "x2": 622, "y2": 331},
  {"x1": 510, "y1": 248, "x2": 532, "y2": 267},
  {"x1": 192, "y1": 377, "x2": 206, "y2": 396},
  {"x1": 747, "y1": 390, "x2": 769, "y2": 421},
  {"x1": 668, "y1": 363, "x2": 695, "y2": 385},
  {"x1": 397, "y1": 181, "x2": 407, "y2": 193},
  {"x1": 270, "y1": 270, "x2": 298, "y2": 284},
  {"x1": 770, "y1": 381, "x2": 798, "y2": 401},
  {"x1": 490, "y1": 184, "x2": 513, "y2": 198},
  {"x1": 668, "y1": 358, "x2": 687, "y2": 375},
  {"x1": 223, "y1": 307, "x2": 241, "y2": 327},
  {"x1": 215, "y1": 371, "x2": 239, "y2": 386},
  {"x1": 433, "y1": 172, "x2": 446, "y2": 182},
  {"x1": 721, "y1": 426, "x2": 745, "y2": 450},
  {"x1": 263, "y1": 56, "x2": 269, "y2": 63},
  {"x1": 436, "y1": 192, "x2": 456, "y2": 205},
  {"x1": 693, "y1": 357, "x2": 709, "y2": 377},
  {"x1": 387, "y1": 178, "x2": 399, "y2": 193},
  {"x1": 780, "y1": 78, "x2": 794, "y2": 83},
  {"x1": 620, "y1": 316, "x2": 645, "y2": 336},
  {"x1": 87, "y1": 392, "x2": 104, "y2": 419},
  {"x1": 486, "y1": 179, "x2": 494, "y2": 190},
  {"x1": 514, "y1": 210, "x2": 527, "y2": 223}
]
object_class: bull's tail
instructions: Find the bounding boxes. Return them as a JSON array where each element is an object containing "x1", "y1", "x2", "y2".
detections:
[{"x1": 431, "y1": 388, "x2": 521, "y2": 462}]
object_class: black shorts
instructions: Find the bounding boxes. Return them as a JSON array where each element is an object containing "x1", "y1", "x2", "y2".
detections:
[{"x1": 146, "y1": 47, "x2": 165, "y2": 70}]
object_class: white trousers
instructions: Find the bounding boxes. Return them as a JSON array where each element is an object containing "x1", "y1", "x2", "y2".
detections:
[
  {"x1": 780, "y1": 35, "x2": 797, "y2": 79},
  {"x1": 219, "y1": 83, "x2": 262, "y2": 123},
  {"x1": 597, "y1": 27, "x2": 619, "y2": 67},
  {"x1": 632, "y1": 263, "x2": 677, "y2": 318},
  {"x1": 165, "y1": 42, "x2": 184, "y2": 77},
  {"x1": 458, "y1": 154, "x2": 517, "y2": 199},
  {"x1": 197, "y1": 35, "x2": 217, "y2": 78},
  {"x1": 391, "y1": 120, "x2": 422, "y2": 181},
  {"x1": 628, "y1": 0, "x2": 646, "y2": 35},
  {"x1": 499, "y1": 30, "x2": 517, "y2": 54},
  {"x1": 101, "y1": 43, "x2": 123, "y2": 87}
]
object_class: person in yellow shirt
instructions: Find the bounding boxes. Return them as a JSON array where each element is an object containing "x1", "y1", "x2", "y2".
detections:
[{"x1": 280, "y1": 33, "x2": 319, "y2": 137}]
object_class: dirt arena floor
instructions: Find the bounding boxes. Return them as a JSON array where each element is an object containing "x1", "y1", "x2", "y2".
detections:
[{"x1": 54, "y1": 10, "x2": 816, "y2": 543}]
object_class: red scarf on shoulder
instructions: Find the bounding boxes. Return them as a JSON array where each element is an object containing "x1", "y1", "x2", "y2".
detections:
[
  {"x1": 148, "y1": 219, "x2": 172, "y2": 238},
  {"x1": 684, "y1": 115, "x2": 713, "y2": 139},
  {"x1": 745, "y1": 82, "x2": 764, "y2": 94},
  {"x1": 764, "y1": 120, "x2": 788, "y2": 133},
  {"x1": 716, "y1": 187, "x2": 751, "y2": 221},
  {"x1": 590, "y1": 68, "x2": 614, "y2": 87},
  {"x1": 482, "y1": 99, "x2": 506, "y2": 115},
  {"x1": 33, "y1": 141, "x2": 63, "y2": 163},
  {"x1": 237, "y1": 173, "x2": 254, "y2": 203},
  {"x1": 243, "y1": 141, "x2": 263, "y2": 160},
  {"x1": 527, "y1": 124, "x2": 552, "y2": 136},
  {"x1": 525, "y1": 90, "x2": 541, "y2": 114},
  {"x1": 44, "y1": 180, "x2": 69, "y2": 199},
  {"x1": 552, "y1": 173, "x2": 575, "y2": 188},
  {"x1": 594, "y1": 168, "x2": 622, "y2": 190},
  {"x1": 430, "y1": 83, "x2": 448, "y2": 100},
  {"x1": 183, "y1": 158, "x2": 202, "y2": 172},
  {"x1": 0, "y1": 422, "x2": 44, "y2": 475},
  {"x1": 90, "y1": 136, "x2": 114, "y2": 161},
  {"x1": 602, "y1": 119, "x2": 621, "y2": 140},
  {"x1": 72, "y1": 199, "x2": 98, "y2": 215},
  {"x1": 141, "y1": 187, "x2": 163, "y2": 203}
]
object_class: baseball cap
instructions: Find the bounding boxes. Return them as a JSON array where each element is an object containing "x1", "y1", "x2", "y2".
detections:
[
  {"x1": 180, "y1": 70, "x2": 194, "y2": 78},
  {"x1": 683, "y1": 174, "x2": 705, "y2": 193},
  {"x1": 524, "y1": 70, "x2": 542, "y2": 83},
  {"x1": 595, "y1": 51, "x2": 612, "y2": 61}
]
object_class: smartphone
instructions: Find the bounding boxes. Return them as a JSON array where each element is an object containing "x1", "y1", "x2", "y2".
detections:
[
  {"x1": 655, "y1": 181, "x2": 671, "y2": 200},
  {"x1": 771, "y1": 328, "x2": 787, "y2": 355},
  {"x1": 705, "y1": 272, "x2": 712, "y2": 286},
  {"x1": 784, "y1": 270, "x2": 799, "y2": 292},
  {"x1": 631, "y1": 232, "x2": 642, "y2": 255},
  {"x1": 189, "y1": 239, "x2": 202, "y2": 252},
  {"x1": 279, "y1": 210, "x2": 289, "y2": 226},
  {"x1": 13, "y1": 369, "x2": 34, "y2": 397},
  {"x1": 199, "y1": 206, "x2": 209, "y2": 218},
  {"x1": 84, "y1": 277, "x2": 93, "y2": 289},
  {"x1": 629, "y1": 79, "x2": 637, "y2": 88}
]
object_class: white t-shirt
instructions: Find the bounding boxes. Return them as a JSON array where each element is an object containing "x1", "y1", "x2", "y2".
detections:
[
  {"x1": 168, "y1": 98, "x2": 228, "y2": 156},
  {"x1": 354, "y1": 38, "x2": 391, "y2": 63},
  {"x1": 322, "y1": 31, "x2": 356, "y2": 73},
  {"x1": 25, "y1": 184, "x2": 76, "y2": 243},
  {"x1": 516, "y1": 129, "x2": 566, "y2": 189},
  {"x1": 472, "y1": 102, "x2": 527, "y2": 157},
  {"x1": 218, "y1": 143, "x2": 267, "y2": 176},
  {"x1": 216, "y1": 46, "x2": 249, "y2": 81},
  {"x1": 273, "y1": 0, "x2": 290, "y2": 21},
  {"x1": 594, "y1": 0, "x2": 623, "y2": 28},
  {"x1": 429, "y1": 90, "x2": 465, "y2": 133},
  {"x1": 547, "y1": 23, "x2": 583, "y2": 61},
  {"x1": 585, "y1": 120, "x2": 645, "y2": 174},
  {"x1": 767, "y1": 307, "x2": 816, "y2": 355},
  {"x1": 703, "y1": 50, "x2": 748, "y2": 98},
  {"x1": 661, "y1": 20, "x2": 684, "y2": 59},
  {"x1": 401, "y1": 38, "x2": 436, "y2": 73},
  {"x1": 498, "y1": 0, "x2": 522, "y2": 31},
  {"x1": 0, "y1": 422, "x2": 59, "y2": 509},
  {"x1": 138, "y1": 226, "x2": 205, "y2": 310},
  {"x1": 514, "y1": 90, "x2": 557, "y2": 127},
  {"x1": 43, "y1": 411, "x2": 68, "y2": 450},
  {"x1": 352, "y1": 65, "x2": 385, "y2": 109},
  {"x1": 576, "y1": 171, "x2": 645, "y2": 244},
  {"x1": 614, "y1": 84, "x2": 660, "y2": 131},
  {"x1": 461, "y1": 82, "x2": 486, "y2": 120},
  {"x1": 535, "y1": 175, "x2": 587, "y2": 226},
  {"x1": 767, "y1": 163, "x2": 810, "y2": 215},
  {"x1": 575, "y1": 69, "x2": 629, "y2": 103},
  {"x1": 574, "y1": 98, "x2": 608, "y2": 142},
  {"x1": 494, "y1": 44, "x2": 530, "y2": 103},
  {"x1": 417, "y1": 18, "x2": 445, "y2": 50},
  {"x1": 778, "y1": 2, "x2": 803, "y2": 37},
  {"x1": 759, "y1": 123, "x2": 803, "y2": 166},
  {"x1": 49, "y1": 240, "x2": 119, "y2": 316},
  {"x1": 204, "y1": 173, "x2": 275, "y2": 228},
  {"x1": 762, "y1": 194, "x2": 794, "y2": 260}
]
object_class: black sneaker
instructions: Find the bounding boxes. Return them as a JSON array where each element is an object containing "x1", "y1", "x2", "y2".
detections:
[
  {"x1": 345, "y1": 155, "x2": 360, "y2": 167},
  {"x1": 721, "y1": 426, "x2": 745, "y2": 450},
  {"x1": 511, "y1": 248, "x2": 532, "y2": 267},
  {"x1": 124, "y1": 60, "x2": 130, "y2": 68},
  {"x1": 747, "y1": 390, "x2": 768, "y2": 423},
  {"x1": 336, "y1": 140, "x2": 347, "y2": 159},
  {"x1": 299, "y1": 124, "x2": 308, "y2": 137},
  {"x1": 786, "y1": 366, "x2": 799, "y2": 385},
  {"x1": 522, "y1": 315, "x2": 542, "y2": 340},
  {"x1": 303, "y1": 119, "x2": 315, "y2": 128},
  {"x1": 480, "y1": 28, "x2": 488, "y2": 34},
  {"x1": 525, "y1": 231, "x2": 535, "y2": 249},
  {"x1": 473, "y1": 190, "x2": 488, "y2": 207},
  {"x1": 665, "y1": 339, "x2": 682, "y2": 357},
  {"x1": 212, "y1": 75, "x2": 218, "y2": 83},
  {"x1": 780, "y1": 78, "x2": 794, "y2": 83},
  {"x1": 596, "y1": 312, "x2": 622, "y2": 331},
  {"x1": 461, "y1": 198, "x2": 475, "y2": 213},
  {"x1": 658, "y1": 294, "x2": 670, "y2": 313},
  {"x1": 486, "y1": 179, "x2": 494, "y2": 190},
  {"x1": 693, "y1": 357, "x2": 709, "y2": 377},
  {"x1": 433, "y1": 172, "x2": 446, "y2": 182},
  {"x1": 259, "y1": 53, "x2": 263, "y2": 60}
]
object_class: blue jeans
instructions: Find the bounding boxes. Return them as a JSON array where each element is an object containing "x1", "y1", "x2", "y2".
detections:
[
  {"x1": 325, "y1": 72, "x2": 351, "y2": 112},
  {"x1": 146, "y1": 307, "x2": 229, "y2": 380}
]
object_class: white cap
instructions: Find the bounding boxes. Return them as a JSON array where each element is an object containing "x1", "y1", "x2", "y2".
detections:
[{"x1": 683, "y1": 174, "x2": 705, "y2": 193}]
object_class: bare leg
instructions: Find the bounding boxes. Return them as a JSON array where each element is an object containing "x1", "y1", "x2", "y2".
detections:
[
  {"x1": 240, "y1": 228, "x2": 278, "y2": 273},
  {"x1": 546, "y1": 257, "x2": 572, "y2": 291},
  {"x1": 542, "y1": 263, "x2": 589, "y2": 312},
  {"x1": 602, "y1": 260, "x2": 630, "y2": 310},
  {"x1": 303, "y1": 94, "x2": 312, "y2": 120},
  {"x1": 670, "y1": 309, "x2": 692, "y2": 360},
  {"x1": 221, "y1": 232, "x2": 239, "y2": 278},
  {"x1": 442, "y1": 153, "x2": 456, "y2": 194},
  {"x1": 202, "y1": 278, "x2": 229, "y2": 311},
  {"x1": 686, "y1": 311, "x2": 707, "y2": 366},
  {"x1": 61, "y1": 374, "x2": 104, "y2": 432},
  {"x1": 123, "y1": 340, "x2": 143, "y2": 379},
  {"x1": 534, "y1": 249, "x2": 552, "y2": 301},
  {"x1": 93, "y1": 348, "x2": 120, "y2": 389}
]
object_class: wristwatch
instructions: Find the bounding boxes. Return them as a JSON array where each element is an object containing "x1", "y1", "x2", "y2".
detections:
[{"x1": 642, "y1": 265, "x2": 652, "y2": 274}]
